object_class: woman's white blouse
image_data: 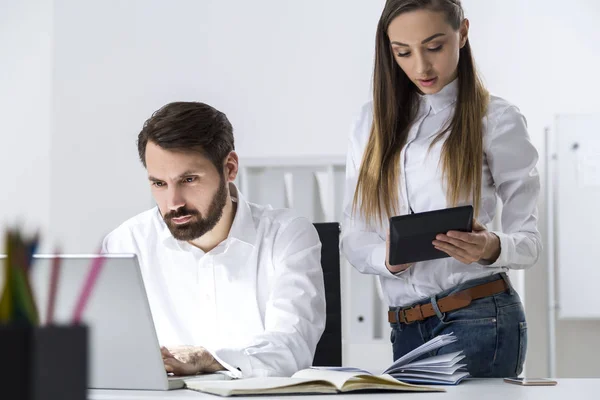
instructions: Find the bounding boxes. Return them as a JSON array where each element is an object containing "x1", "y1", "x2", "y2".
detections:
[{"x1": 342, "y1": 79, "x2": 542, "y2": 307}]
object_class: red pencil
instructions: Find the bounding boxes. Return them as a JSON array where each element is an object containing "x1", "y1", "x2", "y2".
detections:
[{"x1": 72, "y1": 252, "x2": 106, "y2": 324}]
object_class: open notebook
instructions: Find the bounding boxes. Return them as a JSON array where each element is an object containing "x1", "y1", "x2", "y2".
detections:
[
  {"x1": 323, "y1": 333, "x2": 470, "y2": 385},
  {"x1": 185, "y1": 370, "x2": 443, "y2": 396},
  {"x1": 185, "y1": 334, "x2": 466, "y2": 396}
]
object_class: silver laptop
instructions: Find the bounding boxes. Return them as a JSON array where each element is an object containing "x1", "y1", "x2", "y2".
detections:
[{"x1": 21, "y1": 254, "x2": 230, "y2": 390}]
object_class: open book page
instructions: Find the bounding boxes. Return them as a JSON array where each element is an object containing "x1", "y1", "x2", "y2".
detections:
[
  {"x1": 310, "y1": 334, "x2": 467, "y2": 386},
  {"x1": 185, "y1": 377, "x2": 339, "y2": 396},
  {"x1": 404, "y1": 351, "x2": 465, "y2": 368},
  {"x1": 293, "y1": 368, "x2": 375, "y2": 389},
  {"x1": 383, "y1": 333, "x2": 458, "y2": 374},
  {"x1": 395, "y1": 363, "x2": 466, "y2": 375},
  {"x1": 335, "y1": 374, "x2": 444, "y2": 392},
  {"x1": 385, "y1": 351, "x2": 465, "y2": 375},
  {"x1": 185, "y1": 369, "x2": 445, "y2": 396},
  {"x1": 387, "y1": 371, "x2": 470, "y2": 385},
  {"x1": 296, "y1": 368, "x2": 444, "y2": 392}
]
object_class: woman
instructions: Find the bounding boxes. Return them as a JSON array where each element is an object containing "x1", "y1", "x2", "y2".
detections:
[{"x1": 342, "y1": 0, "x2": 541, "y2": 377}]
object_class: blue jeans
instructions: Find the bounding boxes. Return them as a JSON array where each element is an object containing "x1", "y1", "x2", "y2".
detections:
[{"x1": 389, "y1": 273, "x2": 527, "y2": 378}]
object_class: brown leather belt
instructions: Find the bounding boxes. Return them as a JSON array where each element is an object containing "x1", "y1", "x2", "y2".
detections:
[{"x1": 388, "y1": 278, "x2": 508, "y2": 324}]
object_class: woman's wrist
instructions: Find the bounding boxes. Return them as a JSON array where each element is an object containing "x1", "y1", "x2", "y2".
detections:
[
  {"x1": 481, "y1": 232, "x2": 501, "y2": 263},
  {"x1": 386, "y1": 261, "x2": 412, "y2": 274}
]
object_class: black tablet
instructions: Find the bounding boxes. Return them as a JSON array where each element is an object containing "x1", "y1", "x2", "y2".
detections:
[{"x1": 389, "y1": 205, "x2": 473, "y2": 265}]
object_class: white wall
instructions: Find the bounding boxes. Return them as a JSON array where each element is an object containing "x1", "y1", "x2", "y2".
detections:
[
  {"x1": 462, "y1": 0, "x2": 600, "y2": 377},
  {"x1": 50, "y1": 0, "x2": 384, "y2": 252},
  {"x1": 3, "y1": 0, "x2": 600, "y2": 377},
  {"x1": 0, "y1": 0, "x2": 53, "y2": 250}
]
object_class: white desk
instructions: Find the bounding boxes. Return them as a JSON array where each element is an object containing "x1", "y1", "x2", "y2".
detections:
[{"x1": 90, "y1": 378, "x2": 599, "y2": 399}]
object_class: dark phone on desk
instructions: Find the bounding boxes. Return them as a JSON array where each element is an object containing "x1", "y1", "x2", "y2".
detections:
[{"x1": 504, "y1": 377, "x2": 558, "y2": 386}]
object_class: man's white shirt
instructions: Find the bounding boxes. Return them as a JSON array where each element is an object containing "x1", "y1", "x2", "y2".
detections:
[{"x1": 102, "y1": 184, "x2": 326, "y2": 378}]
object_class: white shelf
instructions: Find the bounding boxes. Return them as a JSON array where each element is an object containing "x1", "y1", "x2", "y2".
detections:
[{"x1": 239, "y1": 155, "x2": 346, "y2": 168}]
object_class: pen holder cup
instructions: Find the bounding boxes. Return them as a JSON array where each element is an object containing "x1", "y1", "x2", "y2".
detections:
[{"x1": 0, "y1": 324, "x2": 88, "y2": 400}]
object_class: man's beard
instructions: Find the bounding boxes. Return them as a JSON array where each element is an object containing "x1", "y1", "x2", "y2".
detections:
[{"x1": 163, "y1": 177, "x2": 228, "y2": 241}]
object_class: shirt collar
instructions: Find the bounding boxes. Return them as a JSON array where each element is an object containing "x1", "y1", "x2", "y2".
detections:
[
  {"x1": 157, "y1": 183, "x2": 257, "y2": 250},
  {"x1": 226, "y1": 183, "x2": 257, "y2": 247},
  {"x1": 419, "y1": 78, "x2": 458, "y2": 115}
]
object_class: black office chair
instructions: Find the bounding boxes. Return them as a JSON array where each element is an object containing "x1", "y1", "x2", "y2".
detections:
[{"x1": 312, "y1": 222, "x2": 342, "y2": 367}]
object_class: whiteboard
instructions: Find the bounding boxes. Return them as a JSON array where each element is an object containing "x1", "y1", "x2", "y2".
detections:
[{"x1": 555, "y1": 114, "x2": 600, "y2": 318}]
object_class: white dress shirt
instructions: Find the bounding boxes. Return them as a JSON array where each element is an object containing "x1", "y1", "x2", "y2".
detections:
[
  {"x1": 102, "y1": 184, "x2": 326, "y2": 378},
  {"x1": 342, "y1": 79, "x2": 542, "y2": 307}
]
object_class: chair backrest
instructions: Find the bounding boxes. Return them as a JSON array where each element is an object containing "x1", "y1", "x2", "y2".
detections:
[{"x1": 312, "y1": 222, "x2": 342, "y2": 367}]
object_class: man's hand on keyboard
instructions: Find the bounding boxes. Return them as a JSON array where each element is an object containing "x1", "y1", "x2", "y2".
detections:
[{"x1": 161, "y1": 345, "x2": 224, "y2": 376}]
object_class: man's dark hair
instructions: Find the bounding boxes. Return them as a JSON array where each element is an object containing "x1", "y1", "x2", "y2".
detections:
[{"x1": 137, "y1": 102, "x2": 235, "y2": 172}]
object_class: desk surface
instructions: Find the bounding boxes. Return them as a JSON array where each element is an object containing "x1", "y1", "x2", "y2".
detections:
[{"x1": 90, "y1": 378, "x2": 599, "y2": 399}]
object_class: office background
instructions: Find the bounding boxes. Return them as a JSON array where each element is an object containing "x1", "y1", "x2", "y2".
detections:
[{"x1": 1, "y1": 0, "x2": 600, "y2": 378}]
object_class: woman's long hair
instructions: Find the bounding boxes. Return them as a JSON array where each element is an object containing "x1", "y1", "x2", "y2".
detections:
[{"x1": 353, "y1": 0, "x2": 489, "y2": 225}]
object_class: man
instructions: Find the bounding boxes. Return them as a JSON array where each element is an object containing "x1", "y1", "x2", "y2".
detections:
[{"x1": 102, "y1": 102, "x2": 326, "y2": 378}]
